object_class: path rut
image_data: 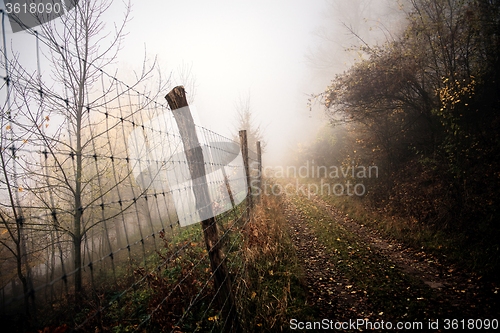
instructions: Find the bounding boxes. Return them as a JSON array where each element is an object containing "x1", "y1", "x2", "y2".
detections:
[{"x1": 285, "y1": 192, "x2": 499, "y2": 323}]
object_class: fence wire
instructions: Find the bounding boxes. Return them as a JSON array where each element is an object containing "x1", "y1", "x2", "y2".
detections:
[{"x1": 0, "y1": 12, "x2": 261, "y2": 332}]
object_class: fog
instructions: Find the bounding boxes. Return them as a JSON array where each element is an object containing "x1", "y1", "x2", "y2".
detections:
[
  {"x1": 1, "y1": 0, "x2": 408, "y2": 166},
  {"x1": 3, "y1": 0, "x2": 499, "y2": 326},
  {"x1": 94, "y1": 0, "x2": 407, "y2": 166}
]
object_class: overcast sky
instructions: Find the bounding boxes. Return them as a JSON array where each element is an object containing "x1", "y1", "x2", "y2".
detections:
[{"x1": 1, "y1": 0, "x2": 404, "y2": 165}]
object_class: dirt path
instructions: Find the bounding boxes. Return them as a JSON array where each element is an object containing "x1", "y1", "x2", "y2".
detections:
[
  {"x1": 308, "y1": 194, "x2": 498, "y2": 316},
  {"x1": 285, "y1": 200, "x2": 374, "y2": 321},
  {"x1": 284, "y1": 192, "x2": 500, "y2": 325}
]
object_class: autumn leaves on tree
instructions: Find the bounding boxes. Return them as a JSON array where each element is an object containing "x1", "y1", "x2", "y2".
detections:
[{"x1": 317, "y1": 0, "x2": 500, "y2": 235}]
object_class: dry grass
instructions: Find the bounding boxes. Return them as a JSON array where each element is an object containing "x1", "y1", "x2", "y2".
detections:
[
  {"x1": 235, "y1": 191, "x2": 313, "y2": 332},
  {"x1": 318, "y1": 186, "x2": 500, "y2": 280},
  {"x1": 20, "y1": 185, "x2": 314, "y2": 332}
]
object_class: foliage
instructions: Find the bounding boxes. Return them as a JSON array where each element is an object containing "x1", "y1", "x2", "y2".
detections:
[
  {"x1": 297, "y1": 0, "x2": 500, "y2": 282},
  {"x1": 24, "y1": 184, "x2": 311, "y2": 332},
  {"x1": 313, "y1": 0, "x2": 500, "y2": 238}
]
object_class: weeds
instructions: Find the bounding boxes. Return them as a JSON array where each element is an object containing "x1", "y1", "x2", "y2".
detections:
[{"x1": 235, "y1": 192, "x2": 314, "y2": 332}]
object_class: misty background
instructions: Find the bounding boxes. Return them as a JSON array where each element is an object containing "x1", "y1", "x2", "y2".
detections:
[
  {"x1": 2, "y1": 0, "x2": 500, "y2": 330},
  {"x1": 1, "y1": 0, "x2": 407, "y2": 165}
]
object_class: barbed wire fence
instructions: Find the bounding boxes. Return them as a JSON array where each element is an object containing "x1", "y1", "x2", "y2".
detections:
[{"x1": 0, "y1": 8, "x2": 262, "y2": 332}]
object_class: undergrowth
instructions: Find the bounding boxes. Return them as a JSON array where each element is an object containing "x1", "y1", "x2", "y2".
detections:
[
  {"x1": 290, "y1": 194, "x2": 460, "y2": 321},
  {"x1": 236, "y1": 192, "x2": 314, "y2": 332},
  {"x1": 287, "y1": 176, "x2": 499, "y2": 282},
  {"x1": 24, "y1": 185, "x2": 312, "y2": 332}
]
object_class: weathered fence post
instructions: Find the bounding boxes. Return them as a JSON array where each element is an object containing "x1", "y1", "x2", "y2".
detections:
[
  {"x1": 239, "y1": 130, "x2": 252, "y2": 214},
  {"x1": 222, "y1": 167, "x2": 236, "y2": 208},
  {"x1": 165, "y1": 86, "x2": 239, "y2": 332},
  {"x1": 256, "y1": 141, "x2": 262, "y2": 201}
]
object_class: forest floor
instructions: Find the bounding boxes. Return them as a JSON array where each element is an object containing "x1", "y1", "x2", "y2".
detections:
[{"x1": 282, "y1": 188, "x2": 500, "y2": 332}]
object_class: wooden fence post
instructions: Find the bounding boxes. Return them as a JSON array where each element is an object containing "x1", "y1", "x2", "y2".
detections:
[
  {"x1": 222, "y1": 167, "x2": 236, "y2": 208},
  {"x1": 256, "y1": 141, "x2": 262, "y2": 201},
  {"x1": 239, "y1": 130, "x2": 252, "y2": 214},
  {"x1": 165, "y1": 86, "x2": 239, "y2": 332}
]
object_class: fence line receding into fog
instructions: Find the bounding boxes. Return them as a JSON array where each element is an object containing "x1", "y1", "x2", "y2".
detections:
[{"x1": 0, "y1": 13, "x2": 262, "y2": 331}]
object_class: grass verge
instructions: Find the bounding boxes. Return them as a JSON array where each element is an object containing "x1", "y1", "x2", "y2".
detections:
[
  {"x1": 289, "y1": 176, "x2": 499, "y2": 282},
  {"x1": 28, "y1": 186, "x2": 313, "y2": 332},
  {"x1": 235, "y1": 192, "x2": 315, "y2": 332}
]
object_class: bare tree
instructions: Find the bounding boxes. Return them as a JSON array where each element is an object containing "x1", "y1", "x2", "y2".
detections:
[
  {"x1": 233, "y1": 94, "x2": 265, "y2": 153},
  {"x1": 1, "y1": 0, "x2": 168, "y2": 301},
  {"x1": 174, "y1": 61, "x2": 197, "y2": 104},
  {"x1": 306, "y1": 0, "x2": 408, "y2": 86},
  {"x1": 0, "y1": 143, "x2": 33, "y2": 318}
]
